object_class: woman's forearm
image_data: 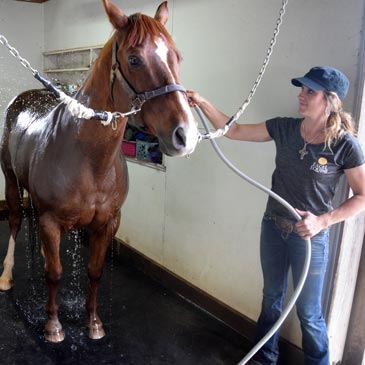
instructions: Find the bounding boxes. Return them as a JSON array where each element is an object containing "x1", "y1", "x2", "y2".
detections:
[
  {"x1": 321, "y1": 194, "x2": 365, "y2": 228},
  {"x1": 196, "y1": 97, "x2": 230, "y2": 129},
  {"x1": 188, "y1": 90, "x2": 271, "y2": 142}
]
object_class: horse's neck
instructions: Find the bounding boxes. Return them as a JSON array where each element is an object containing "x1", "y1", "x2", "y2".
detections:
[{"x1": 70, "y1": 53, "x2": 129, "y2": 172}]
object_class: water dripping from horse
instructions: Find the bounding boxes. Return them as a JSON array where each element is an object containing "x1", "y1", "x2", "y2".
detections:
[{"x1": 0, "y1": 0, "x2": 198, "y2": 342}]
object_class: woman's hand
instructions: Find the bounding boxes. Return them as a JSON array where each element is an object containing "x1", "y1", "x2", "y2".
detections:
[
  {"x1": 186, "y1": 89, "x2": 203, "y2": 107},
  {"x1": 295, "y1": 209, "x2": 328, "y2": 239}
]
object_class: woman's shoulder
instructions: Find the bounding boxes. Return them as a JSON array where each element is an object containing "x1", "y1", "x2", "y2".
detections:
[
  {"x1": 332, "y1": 131, "x2": 365, "y2": 167},
  {"x1": 266, "y1": 116, "x2": 303, "y2": 124},
  {"x1": 266, "y1": 116, "x2": 303, "y2": 133},
  {"x1": 335, "y1": 131, "x2": 361, "y2": 147}
]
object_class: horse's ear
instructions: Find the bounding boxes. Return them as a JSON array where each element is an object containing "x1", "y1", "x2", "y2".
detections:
[
  {"x1": 102, "y1": 0, "x2": 128, "y2": 30},
  {"x1": 155, "y1": 1, "x2": 169, "y2": 25}
]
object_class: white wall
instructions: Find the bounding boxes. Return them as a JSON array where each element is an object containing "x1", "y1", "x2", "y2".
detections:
[
  {"x1": 0, "y1": 0, "x2": 44, "y2": 199},
  {"x1": 116, "y1": 0, "x2": 364, "y2": 348},
  {"x1": 1, "y1": 0, "x2": 364, "y2": 351}
]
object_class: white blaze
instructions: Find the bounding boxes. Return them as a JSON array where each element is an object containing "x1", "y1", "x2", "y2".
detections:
[
  {"x1": 154, "y1": 37, "x2": 175, "y2": 83},
  {"x1": 154, "y1": 37, "x2": 199, "y2": 153}
]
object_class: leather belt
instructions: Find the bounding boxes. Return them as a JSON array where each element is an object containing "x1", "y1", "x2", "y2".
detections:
[{"x1": 271, "y1": 215, "x2": 297, "y2": 234}]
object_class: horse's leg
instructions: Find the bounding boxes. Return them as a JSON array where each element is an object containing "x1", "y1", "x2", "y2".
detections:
[
  {"x1": 0, "y1": 171, "x2": 23, "y2": 291},
  {"x1": 39, "y1": 214, "x2": 64, "y2": 343},
  {"x1": 86, "y1": 225, "x2": 115, "y2": 340}
]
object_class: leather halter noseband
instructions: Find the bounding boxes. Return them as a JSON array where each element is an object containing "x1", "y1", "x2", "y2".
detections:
[{"x1": 110, "y1": 40, "x2": 186, "y2": 110}]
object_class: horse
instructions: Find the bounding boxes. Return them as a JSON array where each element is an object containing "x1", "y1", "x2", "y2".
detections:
[{"x1": 0, "y1": 0, "x2": 198, "y2": 343}]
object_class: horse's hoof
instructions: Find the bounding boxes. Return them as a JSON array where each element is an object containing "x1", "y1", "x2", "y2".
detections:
[
  {"x1": 87, "y1": 321, "x2": 105, "y2": 340},
  {"x1": 45, "y1": 328, "x2": 65, "y2": 343},
  {"x1": 0, "y1": 277, "x2": 13, "y2": 291},
  {"x1": 45, "y1": 321, "x2": 65, "y2": 343}
]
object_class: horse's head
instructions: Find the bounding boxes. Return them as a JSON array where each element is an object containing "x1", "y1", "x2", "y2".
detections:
[{"x1": 102, "y1": 0, "x2": 199, "y2": 157}]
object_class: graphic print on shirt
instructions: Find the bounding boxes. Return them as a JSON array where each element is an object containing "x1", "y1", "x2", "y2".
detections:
[{"x1": 310, "y1": 157, "x2": 328, "y2": 174}]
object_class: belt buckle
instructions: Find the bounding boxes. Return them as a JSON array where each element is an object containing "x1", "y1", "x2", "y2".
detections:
[{"x1": 275, "y1": 217, "x2": 294, "y2": 234}]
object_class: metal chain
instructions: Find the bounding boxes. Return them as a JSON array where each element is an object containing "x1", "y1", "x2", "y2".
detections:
[
  {"x1": 0, "y1": 34, "x2": 139, "y2": 125},
  {"x1": 199, "y1": 0, "x2": 289, "y2": 141},
  {"x1": 232, "y1": 0, "x2": 288, "y2": 121},
  {"x1": 0, "y1": 34, "x2": 38, "y2": 75}
]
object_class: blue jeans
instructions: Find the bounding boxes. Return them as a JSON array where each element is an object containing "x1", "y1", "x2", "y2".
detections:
[{"x1": 255, "y1": 214, "x2": 330, "y2": 365}]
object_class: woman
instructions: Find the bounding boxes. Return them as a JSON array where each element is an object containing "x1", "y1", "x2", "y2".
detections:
[{"x1": 187, "y1": 66, "x2": 365, "y2": 365}]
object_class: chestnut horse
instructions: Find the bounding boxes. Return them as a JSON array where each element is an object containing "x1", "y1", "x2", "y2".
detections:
[{"x1": 0, "y1": 0, "x2": 198, "y2": 342}]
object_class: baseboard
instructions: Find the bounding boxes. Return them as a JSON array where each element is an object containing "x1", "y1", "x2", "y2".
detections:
[
  {"x1": 0, "y1": 198, "x2": 30, "y2": 221},
  {"x1": 0, "y1": 199, "x2": 7, "y2": 210},
  {"x1": 0, "y1": 201, "x2": 9, "y2": 220},
  {"x1": 114, "y1": 237, "x2": 255, "y2": 338},
  {"x1": 113, "y1": 238, "x2": 304, "y2": 365}
]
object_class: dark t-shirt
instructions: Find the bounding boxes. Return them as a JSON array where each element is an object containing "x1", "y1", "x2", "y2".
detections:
[{"x1": 265, "y1": 117, "x2": 365, "y2": 218}]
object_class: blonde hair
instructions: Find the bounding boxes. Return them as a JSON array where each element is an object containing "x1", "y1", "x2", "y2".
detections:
[{"x1": 324, "y1": 91, "x2": 356, "y2": 149}]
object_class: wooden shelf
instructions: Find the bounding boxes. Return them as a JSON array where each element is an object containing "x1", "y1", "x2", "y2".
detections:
[
  {"x1": 44, "y1": 67, "x2": 90, "y2": 73},
  {"x1": 43, "y1": 45, "x2": 103, "y2": 56},
  {"x1": 43, "y1": 45, "x2": 103, "y2": 86}
]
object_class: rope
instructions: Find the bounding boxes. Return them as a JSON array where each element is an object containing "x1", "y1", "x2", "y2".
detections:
[{"x1": 57, "y1": 92, "x2": 114, "y2": 126}]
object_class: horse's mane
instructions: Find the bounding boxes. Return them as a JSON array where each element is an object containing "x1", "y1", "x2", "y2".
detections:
[{"x1": 123, "y1": 13, "x2": 182, "y2": 61}]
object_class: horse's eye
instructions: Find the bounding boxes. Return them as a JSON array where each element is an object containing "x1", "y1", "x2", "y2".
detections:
[{"x1": 128, "y1": 56, "x2": 143, "y2": 68}]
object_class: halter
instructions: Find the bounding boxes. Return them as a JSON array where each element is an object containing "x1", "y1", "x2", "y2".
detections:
[{"x1": 110, "y1": 40, "x2": 186, "y2": 110}]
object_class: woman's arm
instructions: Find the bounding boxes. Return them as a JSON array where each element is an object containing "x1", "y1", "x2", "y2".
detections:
[
  {"x1": 187, "y1": 90, "x2": 272, "y2": 142},
  {"x1": 325, "y1": 164, "x2": 365, "y2": 225},
  {"x1": 296, "y1": 164, "x2": 365, "y2": 239}
]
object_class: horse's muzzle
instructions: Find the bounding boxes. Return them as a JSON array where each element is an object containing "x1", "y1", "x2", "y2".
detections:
[
  {"x1": 172, "y1": 126, "x2": 187, "y2": 150},
  {"x1": 160, "y1": 122, "x2": 199, "y2": 157}
]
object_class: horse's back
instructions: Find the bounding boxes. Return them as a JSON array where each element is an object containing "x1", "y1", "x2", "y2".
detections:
[
  {"x1": 1, "y1": 89, "x2": 58, "y2": 185},
  {"x1": 4, "y1": 88, "x2": 56, "y2": 126},
  {"x1": 2, "y1": 88, "x2": 58, "y2": 145}
]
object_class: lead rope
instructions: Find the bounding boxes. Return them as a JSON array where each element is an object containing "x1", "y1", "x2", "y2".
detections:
[
  {"x1": 0, "y1": 34, "x2": 141, "y2": 129},
  {"x1": 200, "y1": 0, "x2": 289, "y2": 141}
]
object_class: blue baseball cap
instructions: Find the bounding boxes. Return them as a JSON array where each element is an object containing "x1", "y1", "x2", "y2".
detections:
[{"x1": 291, "y1": 66, "x2": 349, "y2": 100}]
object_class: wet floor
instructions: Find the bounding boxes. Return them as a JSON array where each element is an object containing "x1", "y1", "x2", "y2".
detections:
[{"x1": 0, "y1": 218, "x2": 249, "y2": 364}]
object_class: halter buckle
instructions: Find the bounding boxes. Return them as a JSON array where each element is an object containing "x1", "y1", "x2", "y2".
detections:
[{"x1": 131, "y1": 95, "x2": 146, "y2": 110}]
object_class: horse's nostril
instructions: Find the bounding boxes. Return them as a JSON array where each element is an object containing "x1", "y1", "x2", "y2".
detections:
[{"x1": 173, "y1": 126, "x2": 187, "y2": 149}]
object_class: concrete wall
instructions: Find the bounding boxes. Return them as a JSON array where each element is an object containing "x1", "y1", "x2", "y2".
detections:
[{"x1": 1, "y1": 0, "x2": 364, "y2": 351}]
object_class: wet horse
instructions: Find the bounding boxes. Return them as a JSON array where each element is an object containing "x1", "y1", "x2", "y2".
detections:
[{"x1": 0, "y1": 0, "x2": 198, "y2": 342}]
